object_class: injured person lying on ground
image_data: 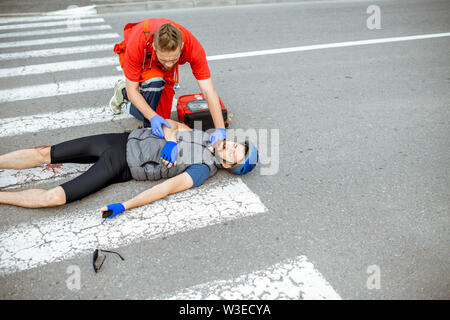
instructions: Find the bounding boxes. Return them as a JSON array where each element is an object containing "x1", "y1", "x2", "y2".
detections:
[{"x1": 0, "y1": 119, "x2": 258, "y2": 218}]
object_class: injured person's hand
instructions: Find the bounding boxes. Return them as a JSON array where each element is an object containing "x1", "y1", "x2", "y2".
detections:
[{"x1": 160, "y1": 141, "x2": 177, "y2": 168}]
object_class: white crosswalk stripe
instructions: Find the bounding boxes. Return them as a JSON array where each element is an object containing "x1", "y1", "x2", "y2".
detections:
[
  {"x1": 0, "y1": 44, "x2": 113, "y2": 61},
  {"x1": 0, "y1": 33, "x2": 119, "y2": 49},
  {"x1": 0, "y1": 17, "x2": 105, "y2": 31},
  {"x1": 0, "y1": 75, "x2": 120, "y2": 102},
  {"x1": 0, "y1": 25, "x2": 112, "y2": 39},
  {"x1": 0, "y1": 57, "x2": 118, "y2": 78},
  {"x1": 0, "y1": 9, "x2": 341, "y2": 300},
  {"x1": 0, "y1": 14, "x2": 97, "y2": 25},
  {"x1": 156, "y1": 255, "x2": 341, "y2": 300},
  {"x1": 0, "y1": 178, "x2": 267, "y2": 276},
  {"x1": 45, "y1": 5, "x2": 98, "y2": 17},
  {"x1": 0, "y1": 105, "x2": 129, "y2": 138}
]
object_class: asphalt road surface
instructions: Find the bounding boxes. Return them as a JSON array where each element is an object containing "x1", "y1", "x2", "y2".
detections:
[{"x1": 0, "y1": 0, "x2": 449, "y2": 300}]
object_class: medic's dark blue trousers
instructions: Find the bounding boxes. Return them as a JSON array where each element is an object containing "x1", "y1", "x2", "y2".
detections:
[
  {"x1": 50, "y1": 133, "x2": 131, "y2": 204},
  {"x1": 122, "y1": 77, "x2": 166, "y2": 127}
]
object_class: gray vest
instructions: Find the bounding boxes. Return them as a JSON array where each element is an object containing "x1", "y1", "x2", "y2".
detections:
[{"x1": 126, "y1": 128, "x2": 219, "y2": 181}]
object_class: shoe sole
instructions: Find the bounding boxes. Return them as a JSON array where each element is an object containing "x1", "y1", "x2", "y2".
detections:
[
  {"x1": 109, "y1": 95, "x2": 123, "y2": 115},
  {"x1": 109, "y1": 81, "x2": 126, "y2": 115}
]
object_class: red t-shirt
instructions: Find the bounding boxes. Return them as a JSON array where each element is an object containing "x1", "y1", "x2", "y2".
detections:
[{"x1": 122, "y1": 18, "x2": 211, "y2": 82}]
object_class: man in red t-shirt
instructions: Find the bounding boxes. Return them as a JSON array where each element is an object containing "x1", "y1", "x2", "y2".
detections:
[{"x1": 110, "y1": 18, "x2": 227, "y2": 144}]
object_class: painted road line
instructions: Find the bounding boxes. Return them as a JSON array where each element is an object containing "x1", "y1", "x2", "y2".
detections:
[
  {"x1": 0, "y1": 178, "x2": 267, "y2": 276},
  {"x1": 1, "y1": 31, "x2": 446, "y2": 60},
  {"x1": 156, "y1": 255, "x2": 341, "y2": 300},
  {"x1": 0, "y1": 75, "x2": 121, "y2": 103},
  {"x1": 0, "y1": 57, "x2": 118, "y2": 78},
  {"x1": 0, "y1": 14, "x2": 97, "y2": 25},
  {"x1": 0, "y1": 5, "x2": 97, "y2": 25},
  {"x1": 0, "y1": 18, "x2": 104, "y2": 31},
  {"x1": 0, "y1": 33, "x2": 119, "y2": 49},
  {"x1": 0, "y1": 44, "x2": 113, "y2": 61},
  {"x1": 3, "y1": 32, "x2": 445, "y2": 102},
  {"x1": 0, "y1": 99, "x2": 177, "y2": 138},
  {"x1": 0, "y1": 25, "x2": 112, "y2": 39},
  {"x1": 0, "y1": 104, "x2": 130, "y2": 138},
  {"x1": 207, "y1": 32, "x2": 450, "y2": 61},
  {"x1": 0, "y1": 163, "x2": 91, "y2": 189},
  {"x1": 45, "y1": 5, "x2": 98, "y2": 17}
]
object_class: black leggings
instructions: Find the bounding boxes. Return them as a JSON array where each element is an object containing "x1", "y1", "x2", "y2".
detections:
[{"x1": 50, "y1": 133, "x2": 132, "y2": 204}]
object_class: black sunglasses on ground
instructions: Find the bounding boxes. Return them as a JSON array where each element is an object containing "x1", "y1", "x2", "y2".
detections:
[{"x1": 93, "y1": 249, "x2": 125, "y2": 273}]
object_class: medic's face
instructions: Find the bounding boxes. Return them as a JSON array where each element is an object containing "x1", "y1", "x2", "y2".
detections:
[
  {"x1": 214, "y1": 140, "x2": 246, "y2": 169},
  {"x1": 153, "y1": 44, "x2": 182, "y2": 71}
]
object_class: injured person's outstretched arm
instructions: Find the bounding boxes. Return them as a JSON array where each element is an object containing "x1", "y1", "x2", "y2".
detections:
[{"x1": 99, "y1": 170, "x2": 194, "y2": 218}]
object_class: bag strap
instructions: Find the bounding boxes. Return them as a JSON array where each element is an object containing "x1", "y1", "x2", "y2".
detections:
[
  {"x1": 142, "y1": 19, "x2": 154, "y2": 70},
  {"x1": 143, "y1": 18, "x2": 153, "y2": 43}
]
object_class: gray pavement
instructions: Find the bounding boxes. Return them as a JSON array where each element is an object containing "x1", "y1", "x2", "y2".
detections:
[{"x1": 0, "y1": 0, "x2": 449, "y2": 300}]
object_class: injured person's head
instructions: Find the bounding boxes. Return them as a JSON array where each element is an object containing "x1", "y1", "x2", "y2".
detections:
[{"x1": 211, "y1": 139, "x2": 259, "y2": 175}]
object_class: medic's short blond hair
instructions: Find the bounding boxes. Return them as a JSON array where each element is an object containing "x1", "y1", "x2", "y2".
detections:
[{"x1": 154, "y1": 23, "x2": 182, "y2": 52}]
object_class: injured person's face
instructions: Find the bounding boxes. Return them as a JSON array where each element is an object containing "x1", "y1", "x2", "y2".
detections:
[{"x1": 213, "y1": 140, "x2": 246, "y2": 169}]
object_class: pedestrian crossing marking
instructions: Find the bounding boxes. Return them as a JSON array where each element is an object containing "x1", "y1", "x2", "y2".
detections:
[
  {"x1": 0, "y1": 178, "x2": 267, "y2": 276},
  {"x1": 0, "y1": 44, "x2": 114, "y2": 61},
  {"x1": 0, "y1": 17, "x2": 105, "y2": 31},
  {"x1": 0, "y1": 105, "x2": 128, "y2": 138},
  {"x1": 0, "y1": 25, "x2": 112, "y2": 39},
  {"x1": 0, "y1": 7, "x2": 345, "y2": 300},
  {"x1": 0, "y1": 56, "x2": 118, "y2": 78},
  {"x1": 0, "y1": 75, "x2": 120, "y2": 103},
  {"x1": 156, "y1": 255, "x2": 341, "y2": 300},
  {"x1": 0, "y1": 33, "x2": 119, "y2": 49}
]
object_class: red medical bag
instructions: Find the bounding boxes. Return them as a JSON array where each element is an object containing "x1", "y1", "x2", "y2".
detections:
[{"x1": 176, "y1": 93, "x2": 229, "y2": 131}]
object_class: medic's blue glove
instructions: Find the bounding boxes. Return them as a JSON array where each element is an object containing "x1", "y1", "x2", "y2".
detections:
[
  {"x1": 104, "y1": 203, "x2": 125, "y2": 219},
  {"x1": 210, "y1": 128, "x2": 226, "y2": 145},
  {"x1": 150, "y1": 114, "x2": 171, "y2": 138},
  {"x1": 160, "y1": 141, "x2": 177, "y2": 165}
]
